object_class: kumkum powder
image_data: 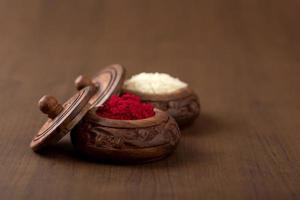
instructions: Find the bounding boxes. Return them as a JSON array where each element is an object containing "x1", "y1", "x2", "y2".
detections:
[{"x1": 97, "y1": 93, "x2": 155, "y2": 120}]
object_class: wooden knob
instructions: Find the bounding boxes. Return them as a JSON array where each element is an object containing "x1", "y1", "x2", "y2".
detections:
[
  {"x1": 38, "y1": 95, "x2": 64, "y2": 119},
  {"x1": 75, "y1": 75, "x2": 95, "y2": 91}
]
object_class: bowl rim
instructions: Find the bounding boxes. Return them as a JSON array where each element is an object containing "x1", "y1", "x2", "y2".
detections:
[
  {"x1": 122, "y1": 86, "x2": 194, "y2": 101},
  {"x1": 83, "y1": 108, "x2": 170, "y2": 128}
]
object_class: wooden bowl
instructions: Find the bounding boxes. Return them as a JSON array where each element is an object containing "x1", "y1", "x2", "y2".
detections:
[
  {"x1": 122, "y1": 87, "x2": 200, "y2": 126},
  {"x1": 70, "y1": 109, "x2": 181, "y2": 163}
]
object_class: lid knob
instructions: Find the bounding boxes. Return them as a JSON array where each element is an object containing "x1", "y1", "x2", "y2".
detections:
[
  {"x1": 75, "y1": 75, "x2": 96, "y2": 91},
  {"x1": 38, "y1": 95, "x2": 64, "y2": 119}
]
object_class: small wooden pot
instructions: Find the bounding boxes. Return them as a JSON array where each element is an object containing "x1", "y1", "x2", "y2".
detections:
[
  {"x1": 71, "y1": 109, "x2": 181, "y2": 163},
  {"x1": 123, "y1": 87, "x2": 200, "y2": 126}
]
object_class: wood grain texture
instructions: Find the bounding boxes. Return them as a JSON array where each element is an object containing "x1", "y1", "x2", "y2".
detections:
[
  {"x1": 0, "y1": 0, "x2": 300, "y2": 200},
  {"x1": 75, "y1": 64, "x2": 126, "y2": 107}
]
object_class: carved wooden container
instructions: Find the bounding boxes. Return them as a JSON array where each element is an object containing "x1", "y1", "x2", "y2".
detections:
[
  {"x1": 123, "y1": 87, "x2": 200, "y2": 126},
  {"x1": 71, "y1": 109, "x2": 181, "y2": 163}
]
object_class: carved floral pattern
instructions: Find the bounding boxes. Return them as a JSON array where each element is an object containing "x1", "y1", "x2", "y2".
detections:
[
  {"x1": 71, "y1": 116, "x2": 180, "y2": 151},
  {"x1": 148, "y1": 94, "x2": 200, "y2": 125}
]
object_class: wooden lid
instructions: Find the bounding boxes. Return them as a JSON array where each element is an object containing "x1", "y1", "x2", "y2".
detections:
[
  {"x1": 30, "y1": 86, "x2": 96, "y2": 152},
  {"x1": 74, "y1": 64, "x2": 125, "y2": 108},
  {"x1": 31, "y1": 64, "x2": 125, "y2": 152}
]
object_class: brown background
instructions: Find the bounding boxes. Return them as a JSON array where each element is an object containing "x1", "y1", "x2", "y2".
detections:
[{"x1": 0, "y1": 0, "x2": 300, "y2": 199}]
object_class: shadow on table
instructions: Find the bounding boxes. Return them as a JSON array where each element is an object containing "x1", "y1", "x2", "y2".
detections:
[
  {"x1": 35, "y1": 139, "x2": 212, "y2": 168},
  {"x1": 36, "y1": 112, "x2": 227, "y2": 167},
  {"x1": 35, "y1": 137, "x2": 86, "y2": 163},
  {"x1": 181, "y1": 112, "x2": 228, "y2": 136}
]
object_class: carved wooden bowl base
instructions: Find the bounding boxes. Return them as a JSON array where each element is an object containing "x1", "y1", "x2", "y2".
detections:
[
  {"x1": 148, "y1": 94, "x2": 200, "y2": 126},
  {"x1": 71, "y1": 110, "x2": 181, "y2": 163}
]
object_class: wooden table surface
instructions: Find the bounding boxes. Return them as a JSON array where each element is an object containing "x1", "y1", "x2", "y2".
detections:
[{"x1": 0, "y1": 1, "x2": 299, "y2": 199}]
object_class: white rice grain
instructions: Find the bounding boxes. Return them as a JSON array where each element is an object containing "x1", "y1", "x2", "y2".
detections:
[{"x1": 123, "y1": 72, "x2": 188, "y2": 95}]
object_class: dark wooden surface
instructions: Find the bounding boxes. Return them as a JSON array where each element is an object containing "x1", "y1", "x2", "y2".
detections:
[{"x1": 0, "y1": 1, "x2": 300, "y2": 199}]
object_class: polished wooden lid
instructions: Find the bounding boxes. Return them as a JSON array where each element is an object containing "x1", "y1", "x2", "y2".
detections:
[
  {"x1": 30, "y1": 86, "x2": 96, "y2": 152},
  {"x1": 31, "y1": 64, "x2": 125, "y2": 152},
  {"x1": 74, "y1": 64, "x2": 125, "y2": 108}
]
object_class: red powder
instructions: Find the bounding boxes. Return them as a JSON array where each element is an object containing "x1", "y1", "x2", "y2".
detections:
[{"x1": 96, "y1": 93, "x2": 155, "y2": 120}]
